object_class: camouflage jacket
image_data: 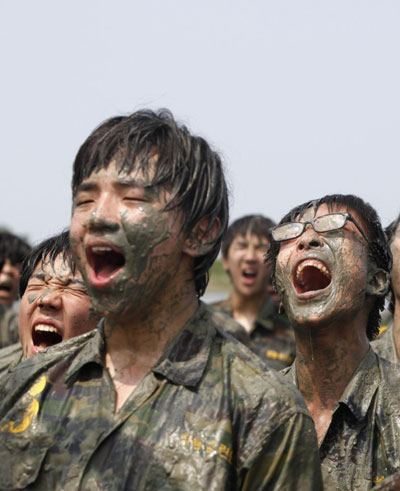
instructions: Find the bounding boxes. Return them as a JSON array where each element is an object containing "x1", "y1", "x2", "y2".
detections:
[
  {"x1": 212, "y1": 295, "x2": 296, "y2": 370},
  {"x1": 0, "y1": 305, "x2": 19, "y2": 349},
  {"x1": 0, "y1": 342, "x2": 22, "y2": 378},
  {"x1": 372, "y1": 316, "x2": 398, "y2": 364},
  {"x1": 0, "y1": 302, "x2": 322, "y2": 490},
  {"x1": 284, "y1": 349, "x2": 400, "y2": 489}
]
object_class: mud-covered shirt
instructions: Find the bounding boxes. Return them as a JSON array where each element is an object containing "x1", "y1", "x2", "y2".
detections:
[
  {"x1": 372, "y1": 316, "x2": 398, "y2": 364},
  {"x1": 212, "y1": 295, "x2": 296, "y2": 370},
  {"x1": 0, "y1": 303, "x2": 322, "y2": 490},
  {"x1": 0, "y1": 305, "x2": 19, "y2": 349},
  {"x1": 0, "y1": 342, "x2": 22, "y2": 378},
  {"x1": 284, "y1": 349, "x2": 400, "y2": 489}
]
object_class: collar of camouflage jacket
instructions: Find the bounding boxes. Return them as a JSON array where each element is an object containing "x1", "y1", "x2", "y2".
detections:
[
  {"x1": 65, "y1": 303, "x2": 216, "y2": 388},
  {"x1": 286, "y1": 348, "x2": 381, "y2": 422}
]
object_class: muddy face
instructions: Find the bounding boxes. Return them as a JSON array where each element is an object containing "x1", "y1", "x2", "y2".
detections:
[
  {"x1": 275, "y1": 204, "x2": 372, "y2": 329},
  {"x1": 70, "y1": 161, "x2": 187, "y2": 320},
  {"x1": 19, "y1": 254, "x2": 97, "y2": 358},
  {"x1": 222, "y1": 232, "x2": 270, "y2": 297},
  {"x1": 0, "y1": 259, "x2": 21, "y2": 306}
]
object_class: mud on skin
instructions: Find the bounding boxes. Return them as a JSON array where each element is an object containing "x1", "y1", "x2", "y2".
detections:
[{"x1": 71, "y1": 204, "x2": 179, "y2": 320}]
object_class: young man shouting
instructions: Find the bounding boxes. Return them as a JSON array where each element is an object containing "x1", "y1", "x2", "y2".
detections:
[
  {"x1": 214, "y1": 215, "x2": 295, "y2": 370},
  {"x1": 0, "y1": 110, "x2": 321, "y2": 490},
  {"x1": 268, "y1": 194, "x2": 400, "y2": 489}
]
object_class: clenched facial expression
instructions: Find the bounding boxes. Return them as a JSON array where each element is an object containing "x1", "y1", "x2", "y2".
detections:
[
  {"x1": 0, "y1": 259, "x2": 21, "y2": 306},
  {"x1": 19, "y1": 254, "x2": 97, "y2": 358},
  {"x1": 222, "y1": 233, "x2": 271, "y2": 298},
  {"x1": 70, "y1": 161, "x2": 187, "y2": 320},
  {"x1": 275, "y1": 204, "x2": 372, "y2": 328}
]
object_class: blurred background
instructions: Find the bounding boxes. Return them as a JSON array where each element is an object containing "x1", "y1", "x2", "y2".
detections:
[{"x1": 1, "y1": 1, "x2": 399, "y2": 300}]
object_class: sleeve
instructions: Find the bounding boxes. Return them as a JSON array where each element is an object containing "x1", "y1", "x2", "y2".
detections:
[{"x1": 240, "y1": 412, "x2": 323, "y2": 491}]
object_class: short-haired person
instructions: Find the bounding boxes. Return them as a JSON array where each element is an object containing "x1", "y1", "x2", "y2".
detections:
[
  {"x1": 0, "y1": 110, "x2": 322, "y2": 490},
  {"x1": 213, "y1": 215, "x2": 295, "y2": 370},
  {"x1": 0, "y1": 231, "x2": 31, "y2": 348},
  {"x1": 0, "y1": 231, "x2": 98, "y2": 374},
  {"x1": 268, "y1": 194, "x2": 400, "y2": 489},
  {"x1": 372, "y1": 213, "x2": 400, "y2": 363}
]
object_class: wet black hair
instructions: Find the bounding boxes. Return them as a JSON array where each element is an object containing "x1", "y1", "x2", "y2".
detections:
[
  {"x1": 221, "y1": 215, "x2": 276, "y2": 259},
  {"x1": 71, "y1": 109, "x2": 229, "y2": 297},
  {"x1": 385, "y1": 213, "x2": 400, "y2": 314},
  {"x1": 0, "y1": 232, "x2": 31, "y2": 266},
  {"x1": 19, "y1": 230, "x2": 76, "y2": 297},
  {"x1": 267, "y1": 194, "x2": 392, "y2": 340}
]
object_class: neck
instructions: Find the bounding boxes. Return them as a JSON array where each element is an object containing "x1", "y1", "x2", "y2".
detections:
[
  {"x1": 294, "y1": 315, "x2": 369, "y2": 444},
  {"x1": 231, "y1": 288, "x2": 269, "y2": 332}
]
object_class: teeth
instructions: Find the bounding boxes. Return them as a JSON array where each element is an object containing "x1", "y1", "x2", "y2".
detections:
[
  {"x1": 34, "y1": 324, "x2": 59, "y2": 334},
  {"x1": 91, "y1": 246, "x2": 112, "y2": 254},
  {"x1": 296, "y1": 260, "x2": 330, "y2": 284}
]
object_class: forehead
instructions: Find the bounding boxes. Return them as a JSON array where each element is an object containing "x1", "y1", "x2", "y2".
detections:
[
  {"x1": 32, "y1": 254, "x2": 81, "y2": 280},
  {"x1": 298, "y1": 203, "x2": 351, "y2": 221},
  {"x1": 232, "y1": 231, "x2": 269, "y2": 243},
  {"x1": 87, "y1": 156, "x2": 157, "y2": 183}
]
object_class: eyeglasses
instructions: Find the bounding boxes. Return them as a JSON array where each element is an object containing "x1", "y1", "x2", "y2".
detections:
[{"x1": 270, "y1": 212, "x2": 370, "y2": 244}]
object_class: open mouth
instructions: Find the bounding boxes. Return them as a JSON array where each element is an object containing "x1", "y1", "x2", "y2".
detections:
[
  {"x1": 0, "y1": 284, "x2": 12, "y2": 292},
  {"x1": 32, "y1": 324, "x2": 62, "y2": 350},
  {"x1": 294, "y1": 259, "x2": 331, "y2": 294},
  {"x1": 87, "y1": 245, "x2": 125, "y2": 283},
  {"x1": 242, "y1": 269, "x2": 257, "y2": 280}
]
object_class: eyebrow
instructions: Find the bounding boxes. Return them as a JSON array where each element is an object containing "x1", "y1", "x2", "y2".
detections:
[
  {"x1": 75, "y1": 178, "x2": 158, "y2": 199},
  {"x1": 74, "y1": 181, "x2": 98, "y2": 195},
  {"x1": 30, "y1": 273, "x2": 85, "y2": 286}
]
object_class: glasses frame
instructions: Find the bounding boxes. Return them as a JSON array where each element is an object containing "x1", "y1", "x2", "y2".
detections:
[{"x1": 271, "y1": 212, "x2": 370, "y2": 244}]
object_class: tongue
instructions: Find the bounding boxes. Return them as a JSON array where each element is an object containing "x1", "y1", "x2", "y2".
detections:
[
  {"x1": 301, "y1": 266, "x2": 330, "y2": 292},
  {"x1": 94, "y1": 252, "x2": 125, "y2": 280},
  {"x1": 33, "y1": 331, "x2": 62, "y2": 349}
]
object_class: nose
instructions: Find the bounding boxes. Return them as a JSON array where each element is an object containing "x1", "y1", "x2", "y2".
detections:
[
  {"x1": 87, "y1": 195, "x2": 119, "y2": 234},
  {"x1": 38, "y1": 290, "x2": 62, "y2": 311},
  {"x1": 297, "y1": 224, "x2": 324, "y2": 251},
  {"x1": 243, "y1": 246, "x2": 258, "y2": 261}
]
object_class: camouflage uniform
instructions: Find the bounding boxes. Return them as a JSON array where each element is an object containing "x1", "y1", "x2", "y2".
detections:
[
  {"x1": 212, "y1": 295, "x2": 296, "y2": 370},
  {"x1": 0, "y1": 342, "x2": 22, "y2": 378},
  {"x1": 372, "y1": 315, "x2": 398, "y2": 364},
  {"x1": 0, "y1": 303, "x2": 322, "y2": 490},
  {"x1": 284, "y1": 349, "x2": 400, "y2": 489},
  {"x1": 0, "y1": 305, "x2": 19, "y2": 349}
]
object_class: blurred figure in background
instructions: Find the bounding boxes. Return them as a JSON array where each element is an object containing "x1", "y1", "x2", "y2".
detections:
[
  {"x1": 212, "y1": 215, "x2": 295, "y2": 370},
  {"x1": 0, "y1": 231, "x2": 30, "y2": 348}
]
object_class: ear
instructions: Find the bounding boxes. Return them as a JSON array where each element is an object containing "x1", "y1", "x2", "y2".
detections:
[
  {"x1": 183, "y1": 217, "x2": 221, "y2": 258},
  {"x1": 221, "y1": 255, "x2": 229, "y2": 272},
  {"x1": 366, "y1": 267, "x2": 390, "y2": 297}
]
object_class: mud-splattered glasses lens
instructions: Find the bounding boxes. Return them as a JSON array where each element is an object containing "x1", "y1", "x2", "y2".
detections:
[{"x1": 271, "y1": 213, "x2": 369, "y2": 243}]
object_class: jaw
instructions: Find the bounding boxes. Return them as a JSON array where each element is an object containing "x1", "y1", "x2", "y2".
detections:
[{"x1": 277, "y1": 259, "x2": 336, "y2": 327}]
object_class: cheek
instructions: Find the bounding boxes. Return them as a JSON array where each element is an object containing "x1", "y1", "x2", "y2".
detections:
[
  {"x1": 18, "y1": 299, "x2": 34, "y2": 340},
  {"x1": 64, "y1": 300, "x2": 92, "y2": 337}
]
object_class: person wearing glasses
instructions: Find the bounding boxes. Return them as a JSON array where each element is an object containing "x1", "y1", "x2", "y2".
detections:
[
  {"x1": 267, "y1": 194, "x2": 400, "y2": 490},
  {"x1": 372, "y1": 213, "x2": 400, "y2": 363}
]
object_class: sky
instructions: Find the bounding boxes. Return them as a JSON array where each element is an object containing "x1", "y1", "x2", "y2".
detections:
[{"x1": 1, "y1": 1, "x2": 399, "y2": 245}]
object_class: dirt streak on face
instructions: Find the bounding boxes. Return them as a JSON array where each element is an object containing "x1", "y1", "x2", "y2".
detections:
[
  {"x1": 275, "y1": 204, "x2": 374, "y2": 331},
  {"x1": 70, "y1": 160, "x2": 188, "y2": 322}
]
